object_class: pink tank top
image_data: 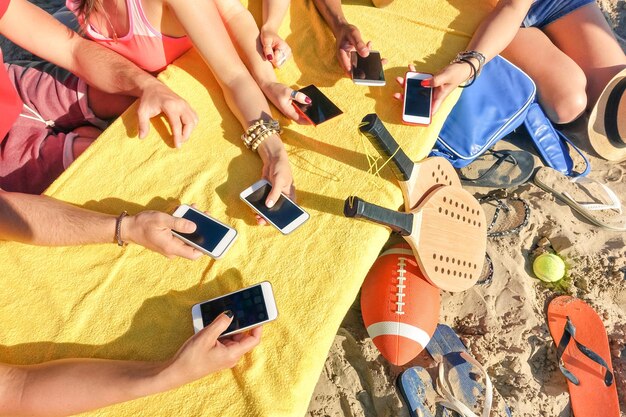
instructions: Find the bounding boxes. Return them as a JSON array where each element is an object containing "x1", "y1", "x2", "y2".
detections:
[{"x1": 67, "y1": 0, "x2": 193, "y2": 73}]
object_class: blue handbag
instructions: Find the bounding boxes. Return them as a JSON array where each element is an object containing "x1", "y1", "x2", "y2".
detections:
[{"x1": 432, "y1": 55, "x2": 590, "y2": 177}]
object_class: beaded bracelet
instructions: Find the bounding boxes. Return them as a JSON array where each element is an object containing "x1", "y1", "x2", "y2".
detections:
[
  {"x1": 115, "y1": 211, "x2": 128, "y2": 246},
  {"x1": 241, "y1": 119, "x2": 281, "y2": 151}
]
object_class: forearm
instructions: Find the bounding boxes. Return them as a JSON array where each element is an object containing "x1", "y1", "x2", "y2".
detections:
[
  {"x1": 0, "y1": 360, "x2": 172, "y2": 417},
  {"x1": 0, "y1": 191, "x2": 116, "y2": 246},
  {"x1": 465, "y1": 0, "x2": 532, "y2": 62},
  {"x1": 69, "y1": 37, "x2": 162, "y2": 98},
  {"x1": 262, "y1": 0, "x2": 289, "y2": 32},
  {"x1": 216, "y1": 0, "x2": 278, "y2": 90},
  {"x1": 312, "y1": 0, "x2": 348, "y2": 37}
]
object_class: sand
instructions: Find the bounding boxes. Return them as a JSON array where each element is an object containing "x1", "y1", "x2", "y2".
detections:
[{"x1": 1, "y1": 1, "x2": 625, "y2": 416}]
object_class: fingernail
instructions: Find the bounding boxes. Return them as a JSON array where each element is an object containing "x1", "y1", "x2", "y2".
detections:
[
  {"x1": 224, "y1": 310, "x2": 234, "y2": 318},
  {"x1": 266, "y1": 199, "x2": 275, "y2": 208},
  {"x1": 421, "y1": 79, "x2": 431, "y2": 87},
  {"x1": 305, "y1": 97, "x2": 312, "y2": 104},
  {"x1": 267, "y1": 54, "x2": 273, "y2": 61}
]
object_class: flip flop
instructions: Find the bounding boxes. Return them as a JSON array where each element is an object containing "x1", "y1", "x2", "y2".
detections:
[
  {"x1": 534, "y1": 167, "x2": 626, "y2": 231},
  {"x1": 547, "y1": 296, "x2": 620, "y2": 417},
  {"x1": 478, "y1": 190, "x2": 531, "y2": 238},
  {"x1": 459, "y1": 150, "x2": 535, "y2": 189},
  {"x1": 397, "y1": 367, "x2": 444, "y2": 417},
  {"x1": 425, "y1": 324, "x2": 512, "y2": 417}
]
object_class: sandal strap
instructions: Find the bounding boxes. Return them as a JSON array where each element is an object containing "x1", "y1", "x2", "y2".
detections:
[
  {"x1": 459, "y1": 151, "x2": 517, "y2": 182},
  {"x1": 435, "y1": 351, "x2": 493, "y2": 417},
  {"x1": 567, "y1": 176, "x2": 623, "y2": 213},
  {"x1": 556, "y1": 316, "x2": 614, "y2": 387}
]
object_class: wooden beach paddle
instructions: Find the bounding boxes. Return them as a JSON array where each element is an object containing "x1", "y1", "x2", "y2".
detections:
[
  {"x1": 359, "y1": 113, "x2": 461, "y2": 210},
  {"x1": 344, "y1": 186, "x2": 486, "y2": 292}
]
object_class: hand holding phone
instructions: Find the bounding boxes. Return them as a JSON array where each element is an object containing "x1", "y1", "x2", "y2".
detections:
[
  {"x1": 192, "y1": 281, "x2": 278, "y2": 337},
  {"x1": 292, "y1": 85, "x2": 343, "y2": 126},
  {"x1": 351, "y1": 51, "x2": 385, "y2": 86},
  {"x1": 402, "y1": 71, "x2": 433, "y2": 125},
  {"x1": 172, "y1": 205, "x2": 237, "y2": 259},
  {"x1": 240, "y1": 179, "x2": 309, "y2": 234}
]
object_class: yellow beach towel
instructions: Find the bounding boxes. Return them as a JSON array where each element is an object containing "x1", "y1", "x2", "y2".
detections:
[{"x1": 0, "y1": 1, "x2": 491, "y2": 415}]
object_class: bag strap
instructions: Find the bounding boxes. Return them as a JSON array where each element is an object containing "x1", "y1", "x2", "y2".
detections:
[
  {"x1": 556, "y1": 130, "x2": 591, "y2": 177},
  {"x1": 556, "y1": 316, "x2": 614, "y2": 387}
]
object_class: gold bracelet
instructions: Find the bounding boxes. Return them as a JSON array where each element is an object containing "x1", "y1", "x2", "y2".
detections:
[{"x1": 241, "y1": 119, "x2": 281, "y2": 151}]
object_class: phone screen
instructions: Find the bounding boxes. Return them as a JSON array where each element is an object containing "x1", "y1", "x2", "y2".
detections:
[
  {"x1": 244, "y1": 183, "x2": 305, "y2": 230},
  {"x1": 200, "y1": 284, "x2": 268, "y2": 334},
  {"x1": 174, "y1": 209, "x2": 230, "y2": 253},
  {"x1": 294, "y1": 85, "x2": 343, "y2": 125},
  {"x1": 351, "y1": 52, "x2": 384, "y2": 82},
  {"x1": 405, "y1": 78, "x2": 431, "y2": 117}
]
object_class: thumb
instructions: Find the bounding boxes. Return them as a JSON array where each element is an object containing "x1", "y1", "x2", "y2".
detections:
[
  {"x1": 261, "y1": 35, "x2": 274, "y2": 61},
  {"x1": 265, "y1": 183, "x2": 283, "y2": 209},
  {"x1": 425, "y1": 72, "x2": 451, "y2": 88},
  {"x1": 137, "y1": 107, "x2": 151, "y2": 139},
  {"x1": 200, "y1": 311, "x2": 234, "y2": 341},
  {"x1": 169, "y1": 215, "x2": 197, "y2": 233}
]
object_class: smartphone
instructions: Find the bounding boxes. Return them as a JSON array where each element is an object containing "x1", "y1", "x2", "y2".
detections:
[
  {"x1": 239, "y1": 179, "x2": 309, "y2": 234},
  {"x1": 402, "y1": 72, "x2": 433, "y2": 125},
  {"x1": 191, "y1": 281, "x2": 278, "y2": 336},
  {"x1": 171, "y1": 205, "x2": 237, "y2": 259},
  {"x1": 351, "y1": 51, "x2": 385, "y2": 86},
  {"x1": 292, "y1": 85, "x2": 343, "y2": 125}
]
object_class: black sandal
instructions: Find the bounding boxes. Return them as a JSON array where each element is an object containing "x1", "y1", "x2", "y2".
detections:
[{"x1": 479, "y1": 189, "x2": 531, "y2": 238}]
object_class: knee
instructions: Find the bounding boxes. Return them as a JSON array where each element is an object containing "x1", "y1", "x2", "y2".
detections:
[{"x1": 545, "y1": 76, "x2": 588, "y2": 124}]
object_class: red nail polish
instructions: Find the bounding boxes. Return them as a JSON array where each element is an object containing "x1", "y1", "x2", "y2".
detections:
[
  {"x1": 305, "y1": 97, "x2": 312, "y2": 104},
  {"x1": 421, "y1": 79, "x2": 432, "y2": 87},
  {"x1": 267, "y1": 54, "x2": 273, "y2": 61}
]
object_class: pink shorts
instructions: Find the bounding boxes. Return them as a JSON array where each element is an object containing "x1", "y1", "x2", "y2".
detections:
[{"x1": 0, "y1": 61, "x2": 108, "y2": 194}]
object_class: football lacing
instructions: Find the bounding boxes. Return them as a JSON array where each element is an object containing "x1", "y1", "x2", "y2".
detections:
[{"x1": 395, "y1": 257, "x2": 407, "y2": 315}]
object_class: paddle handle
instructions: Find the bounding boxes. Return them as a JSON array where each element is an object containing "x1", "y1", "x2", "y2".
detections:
[
  {"x1": 344, "y1": 196, "x2": 413, "y2": 236},
  {"x1": 360, "y1": 114, "x2": 413, "y2": 181}
]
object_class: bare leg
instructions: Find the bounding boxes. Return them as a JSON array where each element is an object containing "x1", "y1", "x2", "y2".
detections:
[
  {"x1": 502, "y1": 27, "x2": 587, "y2": 123},
  {"x1": 542, "y1": 3, "x2": 626, "y2": 108},
  {"x1": 71, "y1": 126, "x2": 101, "y2": 159},
  {"x1": 87, "y1": 87, "x2": 136, "y2": 120}
]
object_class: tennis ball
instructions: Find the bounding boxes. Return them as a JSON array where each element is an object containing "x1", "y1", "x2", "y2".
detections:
[{"x1": 533, "y1": 253, "x2": 566, "y2": 282}]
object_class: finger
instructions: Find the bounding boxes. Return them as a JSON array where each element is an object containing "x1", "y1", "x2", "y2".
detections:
[
  {"x1": 137, "y1": 107, "x2": 151, "y2": 139},
  {"x1": 291, "y1": 91, "x2": 311, "y2": 105},
  {"x1": 338, "y1": 50, "x2": 353, "y2": 74},
  {"x1": 168, "y1": 214, "x2": 197, "y2": 233},
  {"x1": 180, "y1": 112, "x2": 197, "y2": 147},
  {"x1": 164, "y1": 109, "x2": 183, "y2": 148},
  {"x1": 265, "y1": 179, "x2": 288, "y2": 208},
  {"x1": 261, "y1": 36, "x2": 274, "y2": 62},
  {"x1": 255, "y1": 214, "x2": 268, "y2": 226},
  {"x1": 169, "y1": 239, "x2": 203, "y2": 260},
  {"x1": 392, "y1": 92, "x2": 403, "y2": 101},
  {"x1": 200, "y1": 312, "x2": 234, "y2": 342},
  {"x1": 281, "y1": 103, "x2": 307, "y2": 124},
  {"x1": 348, "y1": 29, "x2": 368, "y2": 57},
  {"x1": 396, "y1": 76, "x2": 405, "y2": 87},
  {"x1": 408, "y1": 63, "x2": 417, "y2": 72},
  {"x1": 226, "y1": 327, "x2": 262, "y2": 356},
  {"x1": 381, "y1": 58, "x2": 388, "y2": 66}
]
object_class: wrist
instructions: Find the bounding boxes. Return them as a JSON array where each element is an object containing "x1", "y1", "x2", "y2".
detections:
[
  {"x1": 331, "y1": 17, "x2": 350, "y2": 38},
  {"x1": 119, "y1": 214, "x2": 137, "y2": 245},
  {"x1": 257, "y1": 134, "x2": 286, "y2": 162}
]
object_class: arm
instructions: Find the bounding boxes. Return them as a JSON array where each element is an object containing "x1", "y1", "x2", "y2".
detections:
[
  {"x1": 0, "y1": 0, "x2": 198, "y2": 147},
  {"x1": 311, "y1": 0, "x2": 370, "y2": 74},
  {"x1": 166, "y1": 0, "x2": 294, "y2": 207},
  {"x1": 260, "y1": 0, "x2": 290, "y2": 66},
  {"x1": 0, "y1": 190, "x2": 201, "y2": 259},
  {"x1": 0, "y1": 313, "x2": 261, "y2": 417},
  {"x1": 422, "y1": 0, "x2": 533, "y2": 113},
  {"x1": 214, "y1": 0, "x2": 309, "y2": 123}
]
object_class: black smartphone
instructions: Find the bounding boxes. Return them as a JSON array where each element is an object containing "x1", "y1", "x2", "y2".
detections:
[
  {"x1": 351, "y1": 51, "x2": 385, "y2": 86},
  {"x1": 293, "y1": 85, "x2": 343, "y2": 125}
]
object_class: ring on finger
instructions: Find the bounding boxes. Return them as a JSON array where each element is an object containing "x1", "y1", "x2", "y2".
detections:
[{"x1": 290, "y1": 90, "x2": 298, "y2": 100}]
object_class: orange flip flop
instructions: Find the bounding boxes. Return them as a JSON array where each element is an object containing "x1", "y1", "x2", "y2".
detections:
[{"x1": 547, "y1": 296, "x2": 620, "y2": 417}]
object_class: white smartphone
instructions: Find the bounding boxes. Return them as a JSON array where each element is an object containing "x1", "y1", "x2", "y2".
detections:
[
  {"x1": 402, "y1": 71, "x2": 433, "y2": 125},
  {"x1": 239, "y1": 179, "x2": 310, "y2": 234},
  {"x1": 171, "y1": 205, "x2": 237, "y2": 259},
  {"x1": 351, "y1": 51, "x2": 386, "y2": 86},
  {"x1": 191, "y1": 281, "x2": 278, "y2": 336}
]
